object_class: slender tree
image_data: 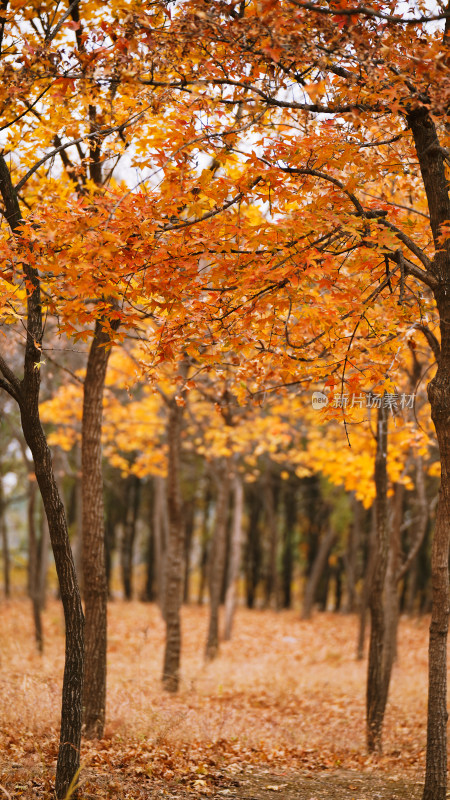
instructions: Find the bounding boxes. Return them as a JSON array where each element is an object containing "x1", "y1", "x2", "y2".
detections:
[
  {"x1": 224, "y1": 474, "x2": 244, "y2": 641},
  {"x1": 161, "y1": 366, "x2": 189, "y2": 691},
  {"x1": 0, "y1": 155, "x2": 84, "y2": 799},
  {"x1": 205, "y1": 459, "x2": 231, "y2": 660}
]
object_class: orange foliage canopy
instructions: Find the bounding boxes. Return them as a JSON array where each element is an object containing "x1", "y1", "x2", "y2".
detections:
[{"x1": 0, "y1": 0, "x2": 441, "y2": 408}]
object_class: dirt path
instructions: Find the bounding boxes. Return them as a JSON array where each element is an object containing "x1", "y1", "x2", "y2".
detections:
[
  {"x1": 74, "y1": 765, "x2": 421, "y2": 800},
  {"x1": 221, "y1": 769, "x2": 421, "y2": 800},
  {"x1": 0, "y1": 754, "x2": 423, "y2": 799}
]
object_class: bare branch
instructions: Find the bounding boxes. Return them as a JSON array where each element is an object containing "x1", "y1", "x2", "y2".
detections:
[
  {"x1": 378, "y1": 218, "x2": 434, "y2": 276},
  {"x1": 357, "y1": 135, "x2": 402, "y2": 148},
  {"x1": 14, "y1": 111, "x2": 147, "y2": 192},
  {"x1": 279, "y1": 165, "x2": 366, "y2": 215},
  {"x1": 162, "y1": 177, "x2": 263, "y2": 233},
  {"x1": 0, "y1": 0, "x2": 9, "y2": 58},
  {"x1": 0, "y1": 353, "x2": 20, "y2": 400},
  {"x1": 414, "y1": 323, "x2": 441, "y2": 361},
  {"x1": 139, "y1": 77, "x2": 379, "y2": 114},
  {"x1": 45, "y1": 0, "x2": 80, "y2": 44},
  {"x1": 288, "y1": 1, "x2": 450, "y2": 25},
  {"x1": 0, "y1": 85, "x2": 53, "y2": 133},
  {"x1": 386, "y1": 250, "x2": 437, "y2": 290},
  {"x1": 360, "y1": 189, "x2": 430, "y2": 219}
]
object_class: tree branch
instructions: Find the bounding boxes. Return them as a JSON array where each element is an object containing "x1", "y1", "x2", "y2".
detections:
[
  {"x1": 377, "y1": 218, "x2": 434, "y2": 276},
  {"x1": 288, "y1": 1, "x2": 450, "y2": 24},
  {"x1": 139, "y1": 77, "x2": 379, "y2": 114},
  {"x1": 386, "y1": 250, "x2": 437, "y2": 290},
  {"x1": 45, "y1": 0, "x2": 80, "y2": 44},
  {"x1": 0, "y1": 0, "x2": 9, "y2": 58},
  {"x1": 162, "y1": 177, "x2": 263, "y2": 232},
  {"x1": 14, "y1": 111, "x2": 147, "y2": 192},
  {"x1": 414, "y1": 323, "x2": 441, "y2": 362}
]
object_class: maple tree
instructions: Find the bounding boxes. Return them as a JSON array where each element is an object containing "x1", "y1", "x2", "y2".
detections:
[
  {"x1": 3, "y1": 1, "x2": 450, "y2": 799},
  {"x1": 127, "y1": 4, "x2": 449, "y2": 799},
  {"x1": 0, "y1": 0, "x2": 268, "y2": 784}
]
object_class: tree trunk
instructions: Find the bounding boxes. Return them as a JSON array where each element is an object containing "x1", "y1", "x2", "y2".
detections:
[
  {"x1": 357, "y1": 503, "x2": 377, "y2": 660},
  {"x1": 104, "y1": 484, "x2": 120, "y2": 599},
  {"x1": 21, "y1": 405, "x2": 84, "y2": 798},
  {"x1": 154, "y1": 475, "x2": 168, "y2": 614},
  {"x1": 38, "y1": 505, "x2": 49, "y2": 609},
  {"x1": 0, "y1": 149, "x2": 84, "y2": 800},
  {"x1": 264, "y1": 468, "x2": 279, "y2": 609},
  {"x1": 121, "y1": 474, "x2": 141, "y2": 601},
  {"x1": 74, "y1": 445, "x2": 83, "y2": 593},
  {"x1": 197, "y1": 483, "x2": 211, "y2": 605},
  {"x1": 245, "y1": 484, "x2": 262, "y2": 608},
  {"x1": 142, "y1": 480, "x2": 156, "y2": 602},
  {"x1": 28, "y1": 478, "x2": 43, "y2": 653},
  {"x1": 183, "y1": 497, "x2": 195, "y2": 604},
  {"x1": 333, "y1": 557, "x2": 343, "y2": 612},
  {"x1": 281, "y1": 480, "x2": 296, "y2": 608},
  {"x1": 82, "y1": 319, "x2": 117, "y2": 739},
  {"x1": 399, "y1": 453, "x2": 429, "y2": 613},
  {"x1": 344, "y1": 494, "x2": 362, "y2": 613},
  {"x1": 162, "y1": 400, "x2": 185, "y2": 692},
  {"x1": 366, "y1": 403, "x2": 389, "y2": 753},
  {"x1": 224, "y1": 474, "x2": 244, "y2": 641},
  {"x1": 205, "y1": 461, "x2": 230, "y2": 660},
  {"x1": 380, "y1": 482, "x2": 404, "y2": 718},
  {"x1": 301, "y1": 525, "x2": 337, "y2": 619},
  {"x1": 0, "y1": 476, "x2": 10, "y2": 598},
  {"x1": 405, "y1": 100, "x2": 450, "y2": 800},
  {"x1": 422, "y1": 320, "x2": 450, "y2": 800}
]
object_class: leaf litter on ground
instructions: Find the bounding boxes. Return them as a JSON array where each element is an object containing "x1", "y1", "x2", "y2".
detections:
[{"x1": 0, "y1": 600, "x2": 430, "y2": 798}]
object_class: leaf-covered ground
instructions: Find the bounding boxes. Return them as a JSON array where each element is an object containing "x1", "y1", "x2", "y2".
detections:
[{"x1": 0, "y1": 600, "x2": 431, "y2": 798}]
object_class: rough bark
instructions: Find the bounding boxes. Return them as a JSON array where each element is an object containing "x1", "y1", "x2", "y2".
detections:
[
  {"x1": 82, "y1": 318, "x2": 118, "y2": 739},
  {"x1": 224, "y1": 474, "x2": 244, "y2": 641},
  {"x1": 21, "y1": 404, "x2": 85, "y2": 799},
  {"x1": 38, "y1": 506, "x2": 49, "y2": 609},
  {"x1": 205, "y1": 460, "x2": 231, "y2": 660},
  {"x1": 422, "y1": 296, "x2": 450, "y2": 800},
  {"x1": 422, "y1": 370, "x2": 450, "y2": 800},
  {"x1": 407, "y1": 100, "x2": 450, "y2": 800},
  {"x1": 0, "y1": 475, "x2": 10, "y2": 598},
  {"x1": 380, "y1": 482, "x2": 404, "y2": 716},
  {"x1": 366, "y1": 403, "x2": 389, "y2": 753},
  {"x1": 357, "y1": 503, "x2": 377, "y2": 660},
  {"x1": 301, "y1": 525, "x2": 337, "y2": 620},
  {"x1": 74, "y1": 445, "x2": 83, "y2": 593},
  {"x1": 28, "y1": 478, "x2": 43, "y2": 653},
  {"x1": 0, "y1": 152, "x2": 84, "y2": 800},
  {"x1": 162, "y1": 400, "x2": 185, "y2": 692}
]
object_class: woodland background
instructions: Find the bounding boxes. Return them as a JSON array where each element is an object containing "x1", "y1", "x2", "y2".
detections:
[{"x1": 1, "y1": 1, "x2": 450, "y2": 799}]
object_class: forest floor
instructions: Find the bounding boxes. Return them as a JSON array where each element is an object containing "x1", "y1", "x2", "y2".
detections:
[{"x1": 0, "y1": 600, "x2": 431, "y2": 799}]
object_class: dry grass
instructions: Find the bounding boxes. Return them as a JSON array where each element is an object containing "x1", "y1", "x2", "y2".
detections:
[{"x1": 0, "y1": 599, "x2": 431, "y2": 797}]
